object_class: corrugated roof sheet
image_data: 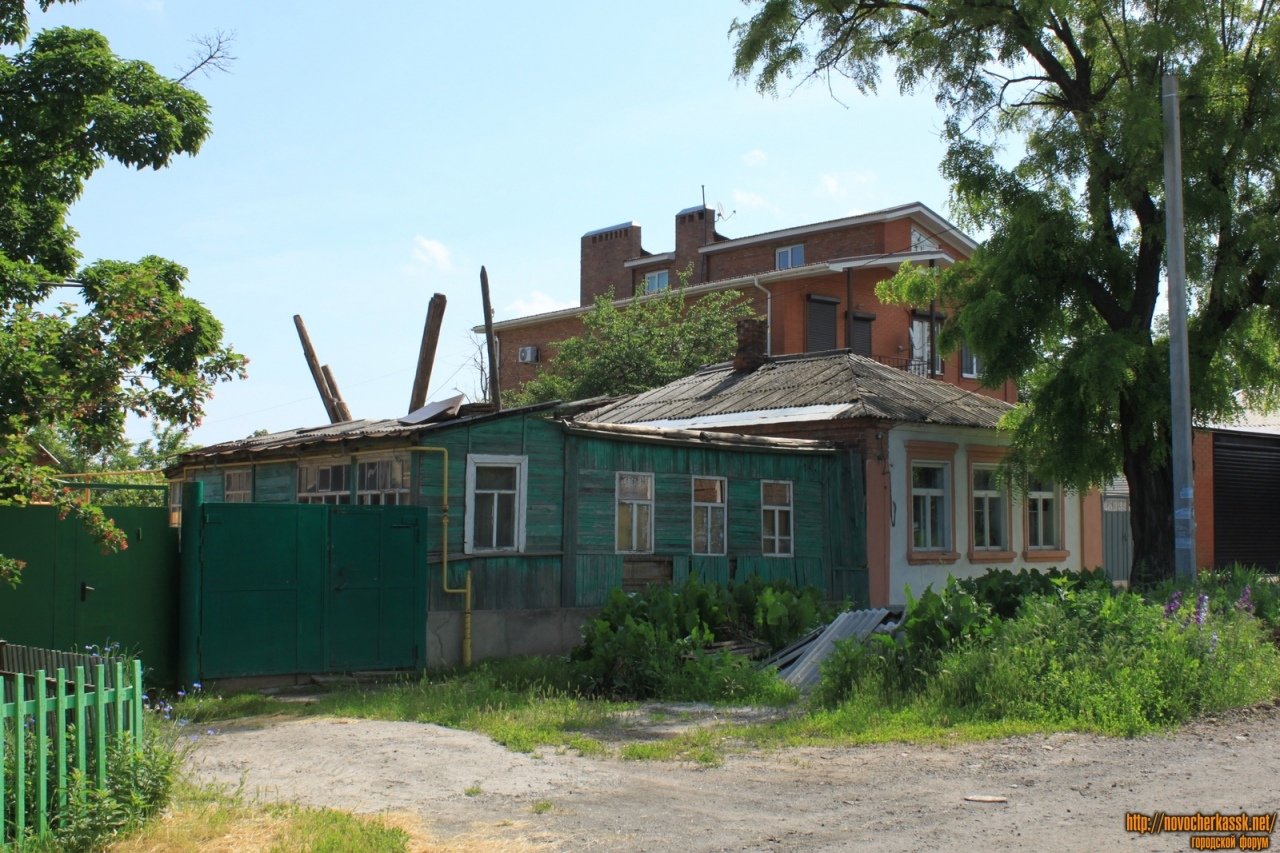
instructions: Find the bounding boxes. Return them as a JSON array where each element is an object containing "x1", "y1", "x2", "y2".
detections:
[
  {"x1": 579, "y1": 351, "x2": 1012, "y2": 430},
  {"x1": 767, "y1": 608, "x2": 894, "y2": 690},
  {"x1": 175, "y1": 402, "x2": 560, "y2": 464}
]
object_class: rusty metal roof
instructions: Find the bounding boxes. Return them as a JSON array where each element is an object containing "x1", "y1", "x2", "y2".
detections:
[
  {"x1": 578, "y1": 351, "x2": 1012, "y2": 430},
  {"x1": 172, "y1": 402, "x2": 561, "y2": 468}
]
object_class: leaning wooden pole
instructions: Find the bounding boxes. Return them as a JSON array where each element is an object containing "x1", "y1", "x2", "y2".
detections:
[
  {"x1": 322, "y1": 365, "x2": 353, "y2": 422},
  {"x1": 408, "y1": 293, "x2": 448, "y2": 414},
  {"x1": 293, "y1": 314, "x2": 340, "y2": 422},
  {"x1": 480, "y1": 266, "x2": 501, "y2": 411}
]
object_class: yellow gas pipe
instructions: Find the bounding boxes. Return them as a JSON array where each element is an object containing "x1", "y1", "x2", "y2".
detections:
[{"x1": 404, "y1": 447, "x2": 472, "y2": 666}]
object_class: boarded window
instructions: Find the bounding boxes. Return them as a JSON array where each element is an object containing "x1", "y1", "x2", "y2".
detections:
[{"x1": 806, "y1": 296, "x2": 839, "y2": 352}]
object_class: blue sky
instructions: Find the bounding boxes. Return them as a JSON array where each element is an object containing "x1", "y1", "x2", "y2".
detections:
[{"x1": 39, "y1": 0, "x2": 957, "y2": 447}]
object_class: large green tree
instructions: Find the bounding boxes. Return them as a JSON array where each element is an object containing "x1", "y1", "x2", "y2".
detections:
[
  {"x1": 0, "y1": 2, "x2": 245, "y2": 580},
  {"x1": 733, "y1": 0, "x2": 1280, "y2": 583},
  {"x1": 510, "y1": 283, "x2": 757, "y2": 406}
]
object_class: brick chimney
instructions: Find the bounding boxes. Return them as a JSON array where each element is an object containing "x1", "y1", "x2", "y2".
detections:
[
  {"x1": 734, "y1": 318, "x2": 768, "y2": 372},
  {"x1": 674, "y1": 205, "x2": 713, "y2": 285},
  {"x1": 580, "y1": 222, "x2": 643, "y2": 306}
]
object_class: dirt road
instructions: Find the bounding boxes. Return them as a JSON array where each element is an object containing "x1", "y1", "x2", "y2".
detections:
[{"x1": 187, "y1": 702, "x2": 1280, "y2": 851}]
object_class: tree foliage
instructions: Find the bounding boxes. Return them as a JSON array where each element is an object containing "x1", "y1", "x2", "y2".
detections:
[
  {"x1": 0, "y1": 3, "x2": 245, "y2": 581},
  {"x1": 733, "y1": 0, "x2": 1280, "y2": 582},
  {"x1": 510, "y1": 281, "x2": 758, "y2": 406}
]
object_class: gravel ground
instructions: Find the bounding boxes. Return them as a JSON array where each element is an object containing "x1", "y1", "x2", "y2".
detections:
[{"x1": 186, "y1": 701, "x2": 1280, "y2": 851}]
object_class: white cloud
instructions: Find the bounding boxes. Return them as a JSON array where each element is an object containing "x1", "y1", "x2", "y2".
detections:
[
  {"x1": 411, "y1": 236, "x2": 453, "y2": 272},
  {"x1": 732, "y1": 189, "x2": 771, "y2": 210},
  {"x1": 819, "y1": 170, "x2": 876, "y2": 199},
  {"x1": 742, "y1": 149, "x2": 768, "y2": 167},
  {"x1": 504, "y1": 290, "x2": 577, "y2": 317}
]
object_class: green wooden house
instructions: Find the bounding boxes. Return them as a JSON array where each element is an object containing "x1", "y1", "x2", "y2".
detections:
[{"x1": 168, "y1": 401, "x2": 866, "y2": 671}]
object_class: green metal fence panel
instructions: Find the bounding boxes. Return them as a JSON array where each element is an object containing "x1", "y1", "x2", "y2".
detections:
[
  {"x1": 0, "y1": 505, "x2": 178, "y2": 684},
  {"x1": 0, "y1": 506, "x2": 62, "y2": 649}
]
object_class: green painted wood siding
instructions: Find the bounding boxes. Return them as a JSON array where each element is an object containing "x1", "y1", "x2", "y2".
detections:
[
  {"x1": 415, "y1": 414, "x2": 566, "y2": 611},
  {"x1": 575, "y1": 554, "x2": 623, "y2": 607},
  {"x1": 566, "y1": 433, "x2": 864, "y2": 605},
  {"x1": 193, "y1": 471, "x2": 223, "y2": 502},
  {"x1": 253, "y1": 462, "x2": 296, "y2": 503}
]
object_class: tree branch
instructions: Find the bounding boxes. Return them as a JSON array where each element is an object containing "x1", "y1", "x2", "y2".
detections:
[{"x1": 174, "y1": 30, "x2": 236, "y2": 85}]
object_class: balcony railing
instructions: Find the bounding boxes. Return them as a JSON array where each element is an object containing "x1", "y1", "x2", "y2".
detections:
[{"x1": 870, "y1": 354, "x2": 939, "y2": 378}]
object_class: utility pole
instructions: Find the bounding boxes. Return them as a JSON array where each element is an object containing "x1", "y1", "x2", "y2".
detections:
[
  {"x1": 480, "y1": 266, "x2": 501, "y2": 411},
  {"x1": 1162, "y1": 74, "x2": 1196, "y2": 582}
]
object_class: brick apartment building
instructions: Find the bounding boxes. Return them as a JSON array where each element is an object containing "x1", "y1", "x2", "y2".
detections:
[{"x1": 481, "y1": 202, "x2": 1016, "y2": 403}]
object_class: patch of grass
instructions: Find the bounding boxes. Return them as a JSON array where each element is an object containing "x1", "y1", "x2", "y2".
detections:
[
  {"x1": 464, "y1": 783, "x2": 482, "y2": 797},
  {"x1": 109, "y1": 779, "x2": 413, "y2": 852},
  {"x1": 619, "y1": 726, "x2": 730, "y2": 766},
  {"x1": 175, "y1": 657, "x2": 629, "y2": 756},
  {"x1": 530, "y1": 799, "x2": 553, "y2": 814},
  {"x1": 174, "y1": 691, "x2": 300, "y2": 725}
]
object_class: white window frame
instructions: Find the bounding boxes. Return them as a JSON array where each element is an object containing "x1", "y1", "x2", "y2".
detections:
[
  {"x1": 615, "y1": 471, "x2": 655, "y2": 554},
  {"x1": 168, "y1": 480, "x2": 184, "y2": 527},
  {"x1": 761, "y1": 480, "x2": 793, "y2": 557},
  {"x1": 1026, "y1": 478, "x2": 1060, "y2": 550},
  {"x1": 961, "y1": 342, "x2": 980, "y2": 379},
  {"x1": 642, "y1": 269, "x2": 669, "y2": 295},
  {"x1": 775, "y1": 244, "x2": 805, "y2": 270},
  {"x1": 691, "y1": 476, "x2": 727, "y2": 556},
  {"x1": 971, "y1": 464, "x2": 1007, "y2": 551},
  {"x1": 910, "y1": 227, "x2": 939, "y2": 251},
  {"x1": 911, "y1": 461, "x2": 950, "y2": 551},
  {"x1": 224, "y1": 468, "x2": 252, "y2": 503},
  {"x1": 465, "y1": 454, "x2": 528, "y2": 554},
  {"x1": 355, "y1": 454, "x2": 411, "y2": 505},
  {"x1": 297, "y1": 459, "x2": 352, "y2": 505}
]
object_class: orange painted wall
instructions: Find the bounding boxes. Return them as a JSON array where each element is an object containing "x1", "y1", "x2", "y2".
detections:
[
  {"x1": 864, "y1": 435, "x2": 892, "y2": 607},
  {"x1": 1079, "y1": 488, "x2": 1104, "y2": 570}
]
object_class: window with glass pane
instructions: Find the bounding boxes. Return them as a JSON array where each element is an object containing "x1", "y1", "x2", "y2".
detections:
[
  {"x1": 474, "y1": 464, "x2": 518, "y2": 550},
  {"x1": 616, "y1": 472, "x2": 654, "y2": 553},
  {"x1": 761, "y1": 480, "x2": 793, "y2": 556},
  {"x1": 356, "y1": 457, "x2": 410, "y2": 505},
  {"x1": 912, "y1": 462, "x2": 949, "y2": 550},
  {"x1": 1027, "y1": 478, "x2": 1058, "y2": 549},
  {"x1": 642, "y1": 270, "x2": 669, "y2": 294},
  {"x1": 971, "y1": 465, "x2": 1007, "y2": 549},
  {"x1": 775, "y1": 244, "x2": 805, "y2": 270},
  {"x1": 692, "y1": 476, "x2": 726, "y2": 555},
  {"x1": 297, "y1": 462, "x2": 351, "y2": 504},
  {"x1": 224, "y1": 469, "x2": 252, "y2": 503}
]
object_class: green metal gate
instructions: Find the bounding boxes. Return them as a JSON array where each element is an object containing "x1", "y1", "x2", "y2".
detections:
[
  {"x1": 191, "y1": 498, "x2": 428, "y2": 680},
  {"x1": 0, "y1": 505, "x2": 179, "y2": 683}
]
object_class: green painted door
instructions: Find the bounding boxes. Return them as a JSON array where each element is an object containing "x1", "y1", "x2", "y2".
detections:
[
  {"x1": 72, "y1": 507, "x2": 179, "y2": 681},
  {"x1": 326, "y1": 506, "x2": 427, "y2": 670}
]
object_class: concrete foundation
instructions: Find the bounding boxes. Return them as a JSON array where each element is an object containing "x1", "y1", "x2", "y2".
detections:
[{"x1": 426, "y1": 608, "x2": 596, "y2": 668}]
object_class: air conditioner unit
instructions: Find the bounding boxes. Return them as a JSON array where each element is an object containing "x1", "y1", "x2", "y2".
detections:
[{"x1": 517, "y1": 345, "x2": 539, "y2": 364}]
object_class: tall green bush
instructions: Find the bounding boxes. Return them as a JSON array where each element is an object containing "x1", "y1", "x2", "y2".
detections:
[{"x1": 570, "y1": 575, "x2": 826, "y2": 701}]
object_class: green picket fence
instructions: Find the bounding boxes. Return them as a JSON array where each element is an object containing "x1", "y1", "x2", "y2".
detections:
[{"x1": 0, "y1": 658, "x2": 145, "y2": 845}]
